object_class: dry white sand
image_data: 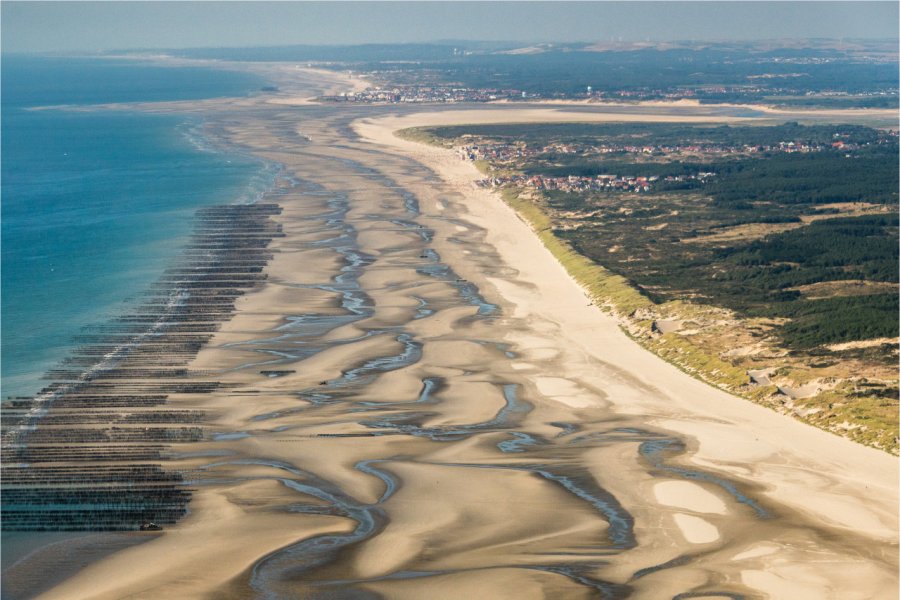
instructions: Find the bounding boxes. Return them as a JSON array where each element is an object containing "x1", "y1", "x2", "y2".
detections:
[
  {"x1": 653, "y1": 481, "x2": 728, "y2": 515},
  {"x1": 672, "y1": 513, "x2": 720, "y2": 544}
]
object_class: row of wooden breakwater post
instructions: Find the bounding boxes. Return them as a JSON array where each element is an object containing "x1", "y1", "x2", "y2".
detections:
[{"x1": 1, "y1": 204, "x2": 283, "y2": 531}]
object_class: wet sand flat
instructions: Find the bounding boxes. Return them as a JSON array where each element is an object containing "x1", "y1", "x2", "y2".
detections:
[{"x1": 23, "y1": 71, "x2": 900, "y2": 600}]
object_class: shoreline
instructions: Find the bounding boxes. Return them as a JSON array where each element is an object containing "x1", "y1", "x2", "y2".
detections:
[{"x1": 16, "y1": 68, "x2": 900, "y2": 599}]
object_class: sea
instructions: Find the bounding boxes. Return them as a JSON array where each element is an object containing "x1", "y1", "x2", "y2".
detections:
[{"x1": 1, "y1": 56, "x2": 275, "y2": 400}]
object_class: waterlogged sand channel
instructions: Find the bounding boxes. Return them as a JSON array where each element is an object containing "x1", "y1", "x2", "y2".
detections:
[{"x1": 31, "y1": 71, "x2": 899, "y2": 599}]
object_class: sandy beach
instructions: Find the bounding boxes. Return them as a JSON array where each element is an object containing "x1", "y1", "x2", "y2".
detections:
[{"x1": 15, "y1": 71, "x2": 898, "y2": 600}]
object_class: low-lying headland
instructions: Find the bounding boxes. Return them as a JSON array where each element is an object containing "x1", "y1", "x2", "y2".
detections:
[{"x1": 2, "y1": 63, "x2": 897, "y2": 600}]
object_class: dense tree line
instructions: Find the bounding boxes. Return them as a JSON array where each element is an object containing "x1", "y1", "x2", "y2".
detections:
[
  {"x1": 761, "y1": 294, "x2": 898, "y2": 349},
  {"x1": 706, "y1": 151, "x2": 899, "y2": 206},
  {"x1": 427, "y1": 122, "x2": 888, "y2": 147}
]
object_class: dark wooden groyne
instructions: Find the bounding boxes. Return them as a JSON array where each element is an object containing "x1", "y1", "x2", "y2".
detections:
[{"x1": 1, "y1": 203, "x2": 282, "y2": 531}]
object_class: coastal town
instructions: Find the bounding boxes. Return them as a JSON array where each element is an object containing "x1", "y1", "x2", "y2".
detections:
[
  {"x1": 456, "y1": 131, "x2": 898, "y2": 192},
  {"x1": 320, "y1": 85, "x2": 529, "y2": 103},
  {"x1": 318, "y1": 84, "x2": 795, "y2": 104},
  {"x1": 456, "y1": 134, "x2": 891, "y2": 163},
  {"x1": 475, "y1": 172, "x2": 715, "y2": 193},
  {"x1": 319, "y1": 82, "x2": 898, "y2": 106}
]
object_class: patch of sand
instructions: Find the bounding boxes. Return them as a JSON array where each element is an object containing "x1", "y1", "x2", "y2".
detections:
[
  {"x1": 672, "y1": 513, "x2": 720, "y2": 544},
  {"x1": 742, "y1": 562, "x2": 896, "y2": 600},
  {"x1": 732, "y1": 543, "x2": 780, "y2": 561},
  {"x1": 36, "y1": 486, "x2": 353, "y2": 600},
  {"x1": 533, "y1": 376, "x2": 596, "y2": 408},
  {"x1": 653, "y1": 481, "x2": 727, "y2": 515}
]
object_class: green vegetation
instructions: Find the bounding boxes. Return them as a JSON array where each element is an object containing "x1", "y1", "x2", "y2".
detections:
[
  {"x1": 396, "y1": 127, "x2": 456, "y2": 147},
  {"x1": 774, "y1": 293, "x2": 898, "y2": 349},
  {"x1": 703, "y1": 153, "x2": 899, "y2": 206},
  {"x1": 559, "y1": 210, "x2": 899, "y2": 350},
  {"x1": 767, "y1": 95, "x2": 900, "y2": 109},
  {"x1": 421, "y1": 122, "x2": 885, "y2": 147}
]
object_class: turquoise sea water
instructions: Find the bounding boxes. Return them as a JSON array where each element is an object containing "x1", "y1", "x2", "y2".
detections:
[{"x1": 1, "y1": 56, "x2": 273, "y2": 398}]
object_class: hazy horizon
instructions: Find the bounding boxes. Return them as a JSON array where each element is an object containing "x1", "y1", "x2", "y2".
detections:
[{"x1": 3, "y1": 1, "x2": 898, "y2": 55}]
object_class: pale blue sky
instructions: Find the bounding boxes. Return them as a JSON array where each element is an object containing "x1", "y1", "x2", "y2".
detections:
[{"x1": 3, "y1": 1, "x2": 898, "y2": 54}]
